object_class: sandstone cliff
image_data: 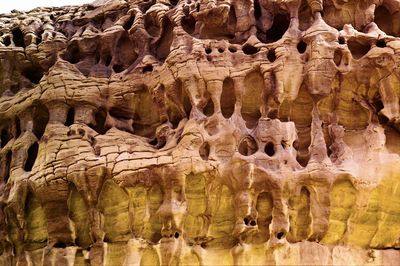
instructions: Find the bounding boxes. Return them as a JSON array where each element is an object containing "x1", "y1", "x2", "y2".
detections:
[{"x1": 0, "y1": 0, "x2": 399, "y2": 265}]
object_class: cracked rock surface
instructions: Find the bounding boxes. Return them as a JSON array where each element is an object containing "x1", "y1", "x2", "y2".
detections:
[{"x1": 0, "y1": 0, "x2": 400, "y2": 265}]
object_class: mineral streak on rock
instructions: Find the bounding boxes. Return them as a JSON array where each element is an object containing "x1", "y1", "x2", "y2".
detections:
[{"x1": 0, "y1": 0, "x2": 399, "y2": 265}]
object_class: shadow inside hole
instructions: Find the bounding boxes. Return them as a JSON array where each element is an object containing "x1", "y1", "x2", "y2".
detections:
[
  {"x1": 265, "y1": 142, "x2": 275, "y2": 156},
  {"x1": 24, "y1": 142, "x2": 39, "y2": 172},
  {"x1": 199, "y1": 142, "x2": 210, "y2": 160},
  {"x1": 276, "y1": 231, "x2": 285, "y2": 239}
]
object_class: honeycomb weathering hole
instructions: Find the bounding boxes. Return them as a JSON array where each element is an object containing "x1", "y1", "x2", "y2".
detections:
[{"x1": 24, "y1": 142, "x2": 39, "y2": 172}]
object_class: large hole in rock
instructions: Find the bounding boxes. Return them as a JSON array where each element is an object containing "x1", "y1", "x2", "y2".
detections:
[
  {"x1": 132, "y1": 87, "x2": 160, "y2": 138},
  {"x1": 2, "y1": 151, "x2": 12, "y2": 183},
  {"x1": 267, "y1": 49, "x2": 276, "y2": 62},
  {"x1": 1, "y1": 128, "x2": 11, "y2": 148},
  {"x1": 166, "y1": 80, "x2": 192, "y2": 128},
  {"x1": 374, "y1": 5, "x2": 394, "y2": 36},
  {"x1": 242, "y1": 44, "x2": 259, "y2": 55},
  {"x1": 347, "y1": 40, "x2": 370, "y2": 59},
  {"x1": 265, "y1": 142, "x2": 275, "y2": 156},
  {"x1": 91, "y1": 108, "x2": 107, "y2": 134},
  {"x1": 238, "y1": 135, "x2": 258, "y2": 156},
  {"x1": 33, "y1": 104, "x2": 49, "y2": 140},
  {"x1": 65, "y1": 107, "x2": 75, "y2": 126},
  {"x1": 11, "y1": 28, "x2": 25, "y2": 48},
  {"x1": 266, "y1": 13, "x2": 290, "y2": 43},
  {"x1": 253, "y1": 192, "x2": 273, "y2": 243},
  {"x1": 156, "y1": 18, "x2": 174, "y2": 61},
  {"x1": 203, "y1": 98, "x2": 214, "y2": 117},
  {"x1": 288, "y1": 186, "x2": 312, "y2": 242},
  {"x1": 145, "y1": 13, "x2": 161, "y2": 37},
  {"x1": 221, "y1": 77, "x2": 236, "y2": 118},
  {"x1": 64, "y1": 43, "x2": 81, "y2": 64},
  {"x1": 24, "y1": 191, "x2": 48, "y2": 249},
  {"x1": 15, "y1": 118, "x2": 21, "y2": 138},
  {"x1": 3, "y1": 36, "x2": 11, "y2": 46},
  {"x1": 333, "y1": 49, "x2": 342, "y2": 66},
  {"x1": 242, "y1": 71, "x2": 263, "y2": 128},
  {"x1": 123, "y1": 15, "x2": 135, "y2": 31},
  {"x1": 22, "y1": 66, "x2": 44, "y2": 84},
  {"x1": 297, "y1": 40, "x2": 307, "y2": 54},
  {"x1": 199, "y1": 142, "x2": 210, "y2": 160},
  {"x1": 24, "y1": 142, "x2": 39, "y2": 171},
  {"x1": 114, "y1": 33, "x2": 138, "y2": 72},
  {"x1": 182, "y1": 14, "x2": 196, "y2": 34}
]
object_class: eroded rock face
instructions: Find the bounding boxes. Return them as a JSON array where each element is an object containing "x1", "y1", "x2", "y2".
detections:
[{"x1": 0, "y1": 0, "x2": 399, "y2": 265}]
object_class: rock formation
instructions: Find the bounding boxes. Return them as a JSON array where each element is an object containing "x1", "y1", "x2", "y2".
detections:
[{"x1": 0, "y1": 0, "x2": 399, "y2": 265}]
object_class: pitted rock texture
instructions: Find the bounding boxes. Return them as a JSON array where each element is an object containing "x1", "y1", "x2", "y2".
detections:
[{"x1": 0, "y1": 0, "x2": 400, "y2": 265}]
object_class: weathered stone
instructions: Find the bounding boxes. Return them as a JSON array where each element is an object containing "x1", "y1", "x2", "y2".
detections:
[{"x1": 0, "y1": 0, "x2": 399, "y2": 265}]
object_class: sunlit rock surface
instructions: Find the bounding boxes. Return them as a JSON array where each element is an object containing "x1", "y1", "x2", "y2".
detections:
[{"x1": 0, "y1": 0, "x2": 399, "y2": 265}]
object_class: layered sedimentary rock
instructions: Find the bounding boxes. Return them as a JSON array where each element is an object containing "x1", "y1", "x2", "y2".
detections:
[{"x1": 0, "y1": 0, "x2": 400, "y2": 265}]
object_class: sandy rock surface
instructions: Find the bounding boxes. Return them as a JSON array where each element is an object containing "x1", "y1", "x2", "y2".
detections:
[{"x1": 0, "y1": 0, "x2": 399, "y2": 265}]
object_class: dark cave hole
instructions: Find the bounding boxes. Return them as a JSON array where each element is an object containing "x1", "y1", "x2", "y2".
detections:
[
  {"x1": 372, "y1": 97, "x2": 390, "y2": 124},
  {"x1": 36, "y1": 29, "x2": 44, "y2": 45},
  {"x1": 297, "y1": 40, "x2": 307, "y2": 54},
  {"x1": 78, "y1": 129, "x2": 85, "y2": 137},
  {"x1": 1, "y1": 128, "x2": 11, "y2": 148},
  {"x1": 92, "y1": 109, "x2": 107, "y2": 134},
  {"x1": 143, "y1": 65, "x2": 153, "y2": 73},
  {"x1": 228, "y1": 46, "x2": 237, "y2": 53},
  {"x1": 218, "y1": 48, "x2": 224, "y2": 53},
  {"x1": 104, "y1": 54, "x2": 112, "y2": 66},
  {"x1": 24, "y1": 142, "x2": 39, "y2": 172},
  {"x1": 221, "y1": 77, "x2": 236, "y2": 119},
  {"x1": 65, "y1": 44, "x2": 81, "y2": 64},
  {"x1": 347, "y1": 40, "x2": 370, "y2": 59},
  {"x1": 267, "y1": 49, "x2": 276, "y2": 62},
  {"x1": 3, "y1": 36, "x2": 11, "y2": 46},
  {"x1": 4, "y1": 151, "x2": 12, "y2": 183},
  {"x1": 22, "y1": 67, "x2": 44, "y2": 84},
  {"x1": 250, "y1": 220, "x2": 257, "y2": 226},
  {"x1": 33, "y1": 105, "x2": 49, "y2": 140},
  {"x1": 182, "y1": 14, "x2": 196, "y2": 34},
  {"x1": 376, "y1": 39, "x2": 386, "y2": 48},
  {"x1": 10, "y1": 85, "x2": 20, "y2": 94},
  {"x1": 266, "y1": 13, "x2": 290, "y2": 43},
  {"x1": 265, "y1": 142, "x2": 275, "y2": 156},
  {"x1": 374, "y1": 5, "x2": 394, "y2": 36},
  {"x1": 333, "y1": 49, "x2": 342, "y2": 66},
  {"x1": 113, "y1": 64, "x2": 124, "y2": 73},
  {"x1": 205, "y1": 47, "x2": 212, "y2": 54},
  {"x1": 203, "y1": 99, "x2": 214, "y2": 116},
  {"x1": 65, "y1": 107, "x2": 75, "y2": 126},
  {"x1": 199, "y1": 142, "x2": 210, "y2": 161},
  {"x1": 276, "y1": 231, "x2": 285, "y2": 239},
  {"x1": 123, "y1": 15, "x2": 135, "y2": 31},
  {"x1": 174, "y1": 232, "x2": 180, "y2": 238},
  {"x1": 11, "y1": 28, "x2": 25, "y2": 48},
  {"x1": 338, "y1": 36, "x2": 346, "y2": 45},
  {"x1": 15, "y1": 118, "x2": 21, "y2": 138},
  {"x1": 238, "y1": 136, "x2": 258, "y2": 156},
  {"x1": 242, "y1": 44, "x2": 259, "y2": 55},
  {"x1": 254, "y1": 0, "x2": 262, "y2": 20},
  {"x1": 148, "y1": 138, "x2": 158, "y2": 146},
  {"x1": 156, "y1": 18, "x2": 174, "y2": 61},
  {"x1": 53, "y1": 242, "x2": 67, "y2": 249},
  {"x1": 244, "y1": 217, "x2": 250, "y2": 226}
]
